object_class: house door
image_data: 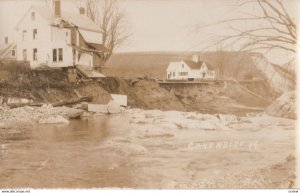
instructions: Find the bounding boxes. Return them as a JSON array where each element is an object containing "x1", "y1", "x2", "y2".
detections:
[{"x1": 23, "y1": 49, "x2": 27, "y2": 61}]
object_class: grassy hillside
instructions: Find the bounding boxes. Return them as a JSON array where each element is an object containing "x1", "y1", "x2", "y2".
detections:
[{"x1": 103, "y1": 51, "x2": 266, "y2": 80}]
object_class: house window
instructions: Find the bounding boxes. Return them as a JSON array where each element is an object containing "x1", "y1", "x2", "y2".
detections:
[
  {"x1": 31, "y1": 12, "x2": 35, "y2": 20},
  {"x1": 22, "y1": 30, "x2": 27, "y2": 41},
  {"x1": 53, "y1": 49, "x2": 57, "y2": 62},
  {"x1": 182, "y1": 64, "x2": 184, "y2": 68},
  {"x1": 11, "y1": 50, "x2": 15, "y2": 57},
  {"x1": 53, "y1": 48, "x2": 63, "y2": 62},
  {"x1": 33, "y1": 48, "x2": 37, "y2": 61},
  {"x1": 66, "y1": 32, "x2": 68, "y2": 37},
  {"x1": 58, "y1": 48, "x2": 63, "y2": 62},
  {"x1": 5, "y1": 37, "x2": 8, "y2": 44},
  {"x1": 33, "y1": 29, "x2": 37, "y2": 39},
  {"x1": 178, "y1": 72, "x2": 188, "y2": 76},
  {"x1": 23, "y1": 49, "x2": 27, "y2": 61},
  {"x1": 172, "y1": 72, "x2": 175, "y2": 77}
]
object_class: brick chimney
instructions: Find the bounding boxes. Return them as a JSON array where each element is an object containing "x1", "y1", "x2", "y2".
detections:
[
  {"x1": 54, "y1": 0, "x2": 61, "y2": 16},
  {"x1": 192, "y1": 54, "x2": 199, "y2": 63},
  {"x1": 79, "y1": 7, "x2": 85, "y2": 15}
]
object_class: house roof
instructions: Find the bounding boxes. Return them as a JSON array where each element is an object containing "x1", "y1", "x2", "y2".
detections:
[
  {"x1": 167, "y1": 61, "x2": 188, "y2": 71},
  {"x1": 167, "y1": 60, "x2": 215, "y2": 71},
  {"x1": 0, "y1": 43, "x2": 16, "y2": 59},
  {"x1": 78, "y1": 29, "x2": 102, "y2": 44},
  {"x1": 16, "y1": 6, "x2": 101, "y2": 33},
  {"x1": 183, "y1": 60, "x2": 203, "y2": 69},
  {"x1": 183, "y1": 60, "x2": 214, "y2": 70},
  {"x1": 61, "y1": 11, "x2": 101, "y2": 32}
]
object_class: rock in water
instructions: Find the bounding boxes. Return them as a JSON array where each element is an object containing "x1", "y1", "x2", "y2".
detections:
[
  {"x1": 38, "y1": 115, "x2": 70, "y2": 124},
  {"x1": 64, "y1": 109, "x2": 84, "y2": 119},
  {"x1": 216, "y1": 114, "x2": 238, "y2": 125},
  {"x1": 88, "y1": 103, "x2": 108, "y2": 113},
  {"x1": 107, "y1": 100, "x2": 121, "y2": 114},
  {"x1": 265, "y1": 90, "x2": 296, "y2": 119}
]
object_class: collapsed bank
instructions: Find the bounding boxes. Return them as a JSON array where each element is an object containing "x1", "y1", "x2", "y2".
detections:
[{"x1": 0, "y1": 65, "x2": 296, "y2": 128}]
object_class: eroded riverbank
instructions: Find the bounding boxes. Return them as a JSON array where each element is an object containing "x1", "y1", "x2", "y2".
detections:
[
  {"x1": 0, "y1": 63, "x2": 295, "y2": 188},
  {"x1": 0, "y1": 65, "x2": 276, "y2": 115}
]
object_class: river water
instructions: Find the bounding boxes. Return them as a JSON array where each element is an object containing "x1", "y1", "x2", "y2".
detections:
[{"x1": 0, "y1": 109, "x2": 295, "y2": 188}]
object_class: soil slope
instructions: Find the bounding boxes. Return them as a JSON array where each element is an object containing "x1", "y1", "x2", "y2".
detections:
[{"x1": 0, "y1": 64, "x2": 273, "y2": 115}]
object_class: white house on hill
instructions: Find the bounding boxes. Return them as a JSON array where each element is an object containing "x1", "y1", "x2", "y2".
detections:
[
  {"x1": 166, "y1": 55, "x2": 216, "y2": 80},
  {"x1": 15, "y1": 0, "x2": 105, "y2": 69}
]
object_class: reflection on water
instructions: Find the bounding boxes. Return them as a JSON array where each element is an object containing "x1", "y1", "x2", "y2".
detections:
[
  {"x1": 0, "y1": 112, "x2": 295, "y2": 188},
  {"x1": 0, "y1": 115, "x2": 137, "y2": 188}
]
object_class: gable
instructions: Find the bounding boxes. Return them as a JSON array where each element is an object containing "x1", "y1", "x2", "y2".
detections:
[
  {"x1": 16, "y1": 6, "x2": 101, "y2": 32},
  {"x1": 200, "y1": 62, "x2": 208, "y2": 71},
  {"x1": 0, "y1": 43, "x2": 16, "y2": 59},
  {"x1": 15, "y1": 6, "x2": 103, "y2": 46},
  {"x1": 15, "y1": 7, "x2": 53, "y2": 30},
  {"x1": 167, "y1": 61, "x2": 191, "y2": 71}
]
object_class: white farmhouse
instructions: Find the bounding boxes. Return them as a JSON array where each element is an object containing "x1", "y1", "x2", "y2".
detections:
[
  {"x1": 166, "y1": 55, "x2": 216, "y2": 80},
  {"x1": 15, "y1": 0, "x2": 105, "y2": 69}
]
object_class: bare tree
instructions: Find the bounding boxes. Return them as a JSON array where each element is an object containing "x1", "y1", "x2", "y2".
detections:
[
  {"x1": 214, "y1": 45, "x2": 227, "y2": 79},
  {"x1": 196, "y1": 0, "x2": 297, "y2": 86},
  {"x1": 86, "y1": 0, "x2": 129, "y2": 65},
  {"x1": 203, "y1": 0, "x2": 297, "y2": 55}
]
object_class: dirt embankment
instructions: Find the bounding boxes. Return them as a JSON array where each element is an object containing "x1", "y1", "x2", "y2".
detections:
[
  {"x1": 159, "y1": 81, "x2": 274, "y2": 115},
  {"x1": 0, "y1": 67, "x2": 273, "y2": 115},
  {"x1": 100, "y1": 78, "x2": 185, "y2": 111},
  {"x1": 0, "y1": 68, "x2": 111, "y2": 104},
  {"x1": 265, "y1": 90, "x2": 296, "y2": 119},
  {"x1": 100, "y1": 77, "x2": 274, "y2": 115}
]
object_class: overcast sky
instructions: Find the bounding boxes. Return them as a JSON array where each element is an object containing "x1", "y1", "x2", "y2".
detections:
[{"x1": 0, "y1": 0, "x2": 298, "y2": 64}]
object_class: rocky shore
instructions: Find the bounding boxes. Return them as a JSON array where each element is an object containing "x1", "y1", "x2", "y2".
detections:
[{"x1": 0, "y1": 104, "x2": 84, "y2": 128}]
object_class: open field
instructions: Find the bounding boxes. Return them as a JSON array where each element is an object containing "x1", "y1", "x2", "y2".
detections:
[{"x1": 103, "y1": 52, "x2": 266, "y2": 80}]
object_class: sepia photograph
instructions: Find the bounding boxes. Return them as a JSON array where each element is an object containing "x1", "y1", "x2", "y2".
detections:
[{"x1": 0, "y1": 0, "x2": 298, "y2": 190}]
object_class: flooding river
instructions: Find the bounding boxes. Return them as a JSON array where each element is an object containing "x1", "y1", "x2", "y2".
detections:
[{"x1": 0, "y1": 110, "x2": 295, "y2": 188}]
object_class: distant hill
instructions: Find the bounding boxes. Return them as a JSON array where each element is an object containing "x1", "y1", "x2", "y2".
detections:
[{"x1": 103, "y1": 51, "x2": 266, "y2": 80}]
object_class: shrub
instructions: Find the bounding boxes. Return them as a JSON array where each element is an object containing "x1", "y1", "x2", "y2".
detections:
[{"x1": 0, "y1": 60, "x2": 30, "y2": 73}]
